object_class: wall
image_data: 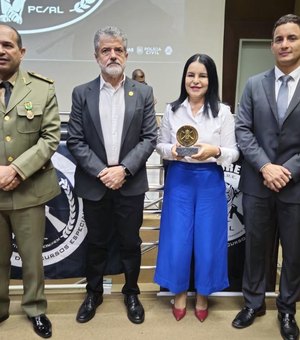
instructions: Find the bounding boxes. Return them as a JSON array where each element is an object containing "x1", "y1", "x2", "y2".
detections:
[{"x1": 222, "y1": 0, "x2": 295, "y2": 111}]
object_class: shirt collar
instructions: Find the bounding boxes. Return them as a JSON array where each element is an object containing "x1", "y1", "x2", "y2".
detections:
[
  {"x1": 181, "y1": 97, "x2": 189, "y2": 108},
  {"x1": 182, "y1": 97, "x2": 205, "y2": 113},
  {"x1": 274, "y1": 65, "x2": 300, "y2": 82},
  {"x1": 100, "y1": 74, "x2": 125, "y2": 90},
  {"x1": 0, "y1": 71, "x2": 18, "y2": 87}
]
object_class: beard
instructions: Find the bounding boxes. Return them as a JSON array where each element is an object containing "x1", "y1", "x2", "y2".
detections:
[{"x1": 100, "y1": 61, "x2": 124, "y2": 77}]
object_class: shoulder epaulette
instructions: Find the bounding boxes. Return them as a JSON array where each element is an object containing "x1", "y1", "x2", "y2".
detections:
[{"x1": 28, "y1": 71, "x2": 54, "y2": 84}]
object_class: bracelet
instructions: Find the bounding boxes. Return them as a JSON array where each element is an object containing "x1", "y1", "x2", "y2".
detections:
[{"x1": 215, "y1": 147, "x2": 221, "y2": 159}]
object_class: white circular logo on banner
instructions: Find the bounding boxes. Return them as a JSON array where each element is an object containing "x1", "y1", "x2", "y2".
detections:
[
  {"x1": 223, "y1": 163, "x2": 245, "y2": 246},
  {"x1": 11, "y1": 149, "x2": 87, "y2": 267},
  {"x1": 0, "y1": 0, "x2": 104, "y2": 34}
]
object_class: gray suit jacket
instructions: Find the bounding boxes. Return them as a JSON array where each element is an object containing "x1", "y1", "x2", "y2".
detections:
[
  {"x1": 67, "y1": 76, "x2": 157, "y2": 200},
  {"x1": 235, "y1": 68, "x2": 300, "y2": 203}
]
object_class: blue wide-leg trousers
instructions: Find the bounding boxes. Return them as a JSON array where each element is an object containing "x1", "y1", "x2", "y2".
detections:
[{"x1": 154, "y1": 161, "x2": 228, "y2": 295}]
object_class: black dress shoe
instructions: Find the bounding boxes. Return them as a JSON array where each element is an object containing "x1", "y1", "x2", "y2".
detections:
[
  {"x1": 278, "y1": 313, "x2": 300, "y2": 340},
  {"x1": 124, "y1": 294, "x2": 145, "y2": 324},
  {"x1": 232, "y1": 305, "x2": 266, "y2": 328},
  {"x1": 76, "y1": 293, "x2": 103, "y2": 323},
  {"x1": 0, "y1": 314, "x2": 9, "y2": 323},
  {"x1": 28, "y1": 314, "x2": 52, "y2": 338}
]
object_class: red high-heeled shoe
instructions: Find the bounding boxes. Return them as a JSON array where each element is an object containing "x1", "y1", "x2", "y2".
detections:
[
  {"x1": 195, "y1": 308, "x2": 208, "y2": 322},
  {"x1": 172, "y1": 306, "x2": 186, "y2": 321}
]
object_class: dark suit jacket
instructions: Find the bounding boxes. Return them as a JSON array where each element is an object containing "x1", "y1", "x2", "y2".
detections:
[
  {"x1": 235, "y1": 68, "x2": 300, "y2": 203},
  {"x1": 67, "y1": 76, "x2": 157, "y2": 200}
]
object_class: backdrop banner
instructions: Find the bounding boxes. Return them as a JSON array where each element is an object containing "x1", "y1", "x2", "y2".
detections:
[
  {"x1": 11, "y1": 151, "x2": 278, "y2": 292},
  {"x1": 11, "y1": 142, "x2": 122, "y2": 279}
]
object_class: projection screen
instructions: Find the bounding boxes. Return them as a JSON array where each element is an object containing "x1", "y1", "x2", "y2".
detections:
[{"x1": 0, "y1": 0, "x2": 225, "y2": 113}]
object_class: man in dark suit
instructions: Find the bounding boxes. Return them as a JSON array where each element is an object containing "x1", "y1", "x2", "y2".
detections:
[
  {"x1": 232, "y1": 14, "x2": 300, "y2": 340},
  {"x1": 67, "y1": 26, "x2": 157, "y2": 325},
  {"x1": 0, "y1": 24, "x2": 60, "y2": 338}
]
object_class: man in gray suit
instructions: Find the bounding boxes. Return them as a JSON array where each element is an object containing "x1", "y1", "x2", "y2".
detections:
[
  {"x1": 67, "y1": 26, "x2": 157, "y2": 325},
  {"x1": 232, "y1": 14, "x2": 300, "y2": 340}
]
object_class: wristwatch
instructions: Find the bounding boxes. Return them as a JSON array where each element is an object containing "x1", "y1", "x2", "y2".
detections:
[{"x1": 121, "y1": 165, "x2": 131, "y2": 177}]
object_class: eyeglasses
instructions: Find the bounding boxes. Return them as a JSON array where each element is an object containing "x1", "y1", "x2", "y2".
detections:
[{"x1": 99, "y1": 47, "x2": 126, "y2": 56}]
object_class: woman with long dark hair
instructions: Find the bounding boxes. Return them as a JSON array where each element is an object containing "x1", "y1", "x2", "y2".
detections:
[{"x1": 154, "y1": 54, "x2": 239, "y2": 322}]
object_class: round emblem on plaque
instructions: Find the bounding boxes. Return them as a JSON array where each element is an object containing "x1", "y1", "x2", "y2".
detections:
[{"x1": 176, "y1": 125, "x2": 198, "y2": 147}]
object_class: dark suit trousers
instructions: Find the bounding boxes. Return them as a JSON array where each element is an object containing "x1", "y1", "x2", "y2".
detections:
[
  {"x1": 83, "y1": 190, "x2": 144, "y2": 296},
  {"x1": 242, "y1": 193, "x2": 300, "y2": 314}
]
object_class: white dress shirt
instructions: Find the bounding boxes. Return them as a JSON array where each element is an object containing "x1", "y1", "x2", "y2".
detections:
[
  {"x1": 99, "y1": 75, "x2": 125, "y2": 166},
  {"x1": 156, "y1": 98, "x2": 239, "y2": 166}
]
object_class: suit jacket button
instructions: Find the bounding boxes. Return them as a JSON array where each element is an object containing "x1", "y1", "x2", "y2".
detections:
[{"x1": 7, "y1": 156, "x2": 14, "y2": 162}]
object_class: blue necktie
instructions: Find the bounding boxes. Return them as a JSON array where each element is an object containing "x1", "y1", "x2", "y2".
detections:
[
  {"x1": 277, "y1": 75, "x2": 292, "y2": 126},
  {"x1": 0, "y1": 81, "x2": 11, "y2": 107}
]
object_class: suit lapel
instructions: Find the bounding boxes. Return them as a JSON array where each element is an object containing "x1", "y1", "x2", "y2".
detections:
[
  {"x1": 86, "y1": 77, "x2": 104, "y2": 142},
  {"x1": 7, "y1": 70, "x2": 31, "y2": 113},
  {"x1": 262, "y1": 69, "x2": 278, "y2": 122},
  {"x1": 262, "y1": 69, "x2": 300, "y2": 126},
  {"x1": 121, "y1": 78, "x2": 137, "y2": 144},
  {"x1": 284, "y1": 77, "x2": 300, "y2": 121}
]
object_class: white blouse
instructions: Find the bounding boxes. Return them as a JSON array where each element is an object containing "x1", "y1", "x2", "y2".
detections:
[{"x1": 156, "y1": 98, "x2": 239, "y2": 166}]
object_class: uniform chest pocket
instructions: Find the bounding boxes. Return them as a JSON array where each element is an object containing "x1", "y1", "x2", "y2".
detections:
[{"x1": 16, "y1": 105, "x2": 43, "y2": 133}]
